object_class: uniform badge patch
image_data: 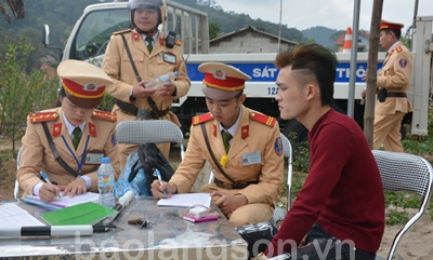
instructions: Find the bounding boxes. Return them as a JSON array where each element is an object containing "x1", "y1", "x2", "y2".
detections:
[
  {"x1": 274, "y1": 137, "x2": 283, "y2": 156},
  {"x1": 213, "y1": 69, "x2": 226, "y2": 80},
  {"x1": 83, "y1": 83, "x2": 98, "y2": 92},
  {"x1": 399, "y1": 58, "x2": 408, "y2": 68}
]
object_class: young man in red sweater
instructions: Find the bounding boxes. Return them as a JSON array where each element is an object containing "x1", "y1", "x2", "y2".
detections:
[{"x1": 260, "y1": 44, "x2": 385, "y2": 260}]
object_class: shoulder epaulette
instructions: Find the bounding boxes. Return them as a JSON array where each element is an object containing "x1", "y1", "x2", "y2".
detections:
[
  {"x1": 175, "y1": 39, "x2": 182, "y2": 46},
  {"x1": 251, "y1": 112, "x2": 276, "y2": 127},
  {"x1": 92, "y1": 110, "x2": 117, "y2": 122},
  {"x1": 396, "y1": 46, "x2": 403, "y2": 53},
  {"x1": 192, "y1": 113, "x2": 213, "y2": 125},
  {"x1": 113, "y1": 29, "x2": 131, "y2": 35},
  {"x1": 28, "y1": 111, "x2": 59, "y2": 123}
]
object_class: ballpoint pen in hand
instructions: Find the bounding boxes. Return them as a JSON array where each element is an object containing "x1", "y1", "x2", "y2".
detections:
[
  {"x1": 40, "y1": 172, "x2": 61, "y2": 199},
  {"x1": 155, "y1": 169, "x2": 167, "y2": 196}
]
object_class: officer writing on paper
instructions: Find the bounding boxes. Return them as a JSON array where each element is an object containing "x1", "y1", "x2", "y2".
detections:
[
  {"x1": 361, "y1": 19, "x2": 413, "y2": 152},
  {"x1": 17, "y1": 60, "x2": 120, "y2": 202},
  {"x1": 102, "y1": 0, "x2": 191, "y2": 168},
  {"x1": 151, "y1": 62, "x2": 284, "y2": 227}
]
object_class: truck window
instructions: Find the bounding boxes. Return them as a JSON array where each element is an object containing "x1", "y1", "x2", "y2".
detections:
[{"x1": 71, "y1": 9, "x2": 130, "y2": 61}]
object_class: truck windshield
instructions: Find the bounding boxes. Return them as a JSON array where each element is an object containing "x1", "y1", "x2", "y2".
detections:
[{"x1": 71, "y1": 8, "x2": 130, "y2": 61}]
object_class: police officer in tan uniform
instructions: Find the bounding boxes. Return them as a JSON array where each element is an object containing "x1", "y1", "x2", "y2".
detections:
[
  {"x1": 363, "y1": 20, "x2": 413, "y2": 152},
  {"x1": 151, "y1": 62, "x2": 284, "y2": 227},
  {"x1": 102, "y1": 0, "x2": 191, "y2": 168},
  {"x1": 17, "y1": 60, "x2": 120, "y2": 202}
]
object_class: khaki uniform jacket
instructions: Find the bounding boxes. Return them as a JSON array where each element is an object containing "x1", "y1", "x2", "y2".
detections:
[
  {"x1": 376, "y1": 42, "x2": 413, "y2": 115},
  {"x1": 170, "y1": 107, "x2": 284, "y2": 206},
  {"x1": 17, "y1": 107, "x2": 120, "y2": 196},
  {"x1": 102, "y1": 29, "x2": 191, "y2": 124}
]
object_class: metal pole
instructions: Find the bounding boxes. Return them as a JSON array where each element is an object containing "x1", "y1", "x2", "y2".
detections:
[
  {"x1": 347, "y1": 0, "x2": 361, "y2": 118},
  {"x1": 412, "y1": 0, "x2": 419, "y2": 29},
  {"x1": 277, "y1": 0, "x2": 282, "y2": 51}
]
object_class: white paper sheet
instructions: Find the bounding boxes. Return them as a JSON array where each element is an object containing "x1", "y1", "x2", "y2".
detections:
[
  {"x1": 25, "y1": 192, "x2": 99, "y2": 208},
  {"x1": 0, "y1": 203, "x2": 45, "y2": 228},
  {"x1": 157, "y1": 193, "x2": 211, "y2": 207}
]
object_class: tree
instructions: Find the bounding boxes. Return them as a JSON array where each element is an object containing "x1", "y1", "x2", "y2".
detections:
[
  {"x1": 364, "y1": 0, "x2": 384, "y2": 148},
  {"x1": 208, "y1": 21, "x2": 221, "y2": 40},
  {"x1": 0, "y1": 0, "x2": 25, "y2": 25},
  {"x1": 0, "y1": 37, "x2": 58, "y2": 157}
]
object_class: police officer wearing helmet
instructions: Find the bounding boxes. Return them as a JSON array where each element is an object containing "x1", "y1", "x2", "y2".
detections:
[
  {"x1": 17, "y1": 60, "x2": 120, "y2": 202},
  {"x1": 102, "y1": 0, "x2": 191, "y2": 168}
]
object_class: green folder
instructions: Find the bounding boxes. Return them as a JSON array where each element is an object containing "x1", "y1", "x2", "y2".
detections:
[{"x1": 41, "y1": 202, "x2": 117, "y2": 226}]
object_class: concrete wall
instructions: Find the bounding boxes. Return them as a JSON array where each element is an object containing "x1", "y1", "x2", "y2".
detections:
[{"x1": 210, "y1": 30, "x2": 294, "y2": 54}]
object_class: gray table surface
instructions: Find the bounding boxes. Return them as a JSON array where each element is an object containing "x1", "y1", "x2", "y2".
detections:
[{"x1": 0, "y1": 197, "x2": 248, "y2": 260}]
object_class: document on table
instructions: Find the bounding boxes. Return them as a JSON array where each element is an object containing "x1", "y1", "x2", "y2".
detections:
[
  {"x1": 24, "y1": 192, "x2": 100, "y2": 209},
  {"x1": 0, "y1": 203, "x2": 45, "y2": 228},
  {"x1": 41, "y1": 202, "x2": 117, "y2": 226},
  {"x1": 157, "y1": 193, "x2": 211, "y2": 207}
]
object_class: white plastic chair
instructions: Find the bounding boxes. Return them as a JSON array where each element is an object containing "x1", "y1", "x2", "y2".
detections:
[
  {"x1": 280, "y1": 133, "x2": 293, "y2": 210},
  {"x1": 116, "y1": 120, "x2": 185, "y2": 160},
  {"x1": 373, "y1": 150, "x2": 433, "y2": 260},
  {"x1": 14, "y1": 146, "x2": 24, "y2": 199}
]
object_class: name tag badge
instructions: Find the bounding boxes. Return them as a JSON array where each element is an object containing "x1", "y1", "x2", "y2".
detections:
[
  {"x1": 85, "y1": 153, "x2": 104, "y2": 164},
  {"x1": 242, "y1": 151, "x2": 262, "y2": 166},
  {"x1": 163, "y1": 53, "x2": 176, "y2": 64}
]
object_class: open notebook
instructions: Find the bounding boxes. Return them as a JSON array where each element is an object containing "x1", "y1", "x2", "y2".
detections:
[
  {"x1": 157, "y1": 193, "x2": 211, "y2": 207},
  {"x1": 23, "y1": 192, "x2": 99, "y2": 210}
]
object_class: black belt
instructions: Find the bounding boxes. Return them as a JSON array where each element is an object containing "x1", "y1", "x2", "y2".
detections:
[
  {"x1": 116, "y1": 99, "x2": 170, "y2": 119},
  {"x1": 213, "y1": 178, "x2": 258, "y2": 190},
  {"x1": 386, "y1": 92, "x2": 407, "y2": 98}
]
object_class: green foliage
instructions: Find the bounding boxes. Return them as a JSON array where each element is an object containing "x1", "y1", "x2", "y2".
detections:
[
  {"x1": 402, "y1": 111, "x2": 433, "y2": 156},
  {"x1": 0, "y1": 37, "x2": 58, "y2": 157},
  {"x1": 384, "y1": 191, "x2": 421, "y2": 209},
  {"x1": 98, "y1": 93, "x2": 116, "y2": 112},
  {"x1": 386, "y1": 209, "x2": 409, "y2": 225},
  {"x1": 209, "y1": 21, "x2": 221, "y2": 40}
]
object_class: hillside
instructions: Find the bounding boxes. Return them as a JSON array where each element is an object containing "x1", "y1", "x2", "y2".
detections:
[
  {"x1": 172, "y1": 0, "x2": 308, "y2": 43},
  {"x1": 302, "y1": 26, "x2": 345, "y2": 50},
  {"x1": 0, "y1": 0, "x2": 340, "y2": 68}
]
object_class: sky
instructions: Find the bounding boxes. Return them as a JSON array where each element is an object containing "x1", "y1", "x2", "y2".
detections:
[{"x1": 214, "y1": 0, "x2": 432, "y2": 32}]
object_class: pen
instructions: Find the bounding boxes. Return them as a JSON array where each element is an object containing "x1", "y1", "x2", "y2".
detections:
[
  {"x1": 155, "y1": 169, "x2": 167, "y2": 196},
  {"x1": 40, "y1": 172, "x2": 61, "y2": 199}
]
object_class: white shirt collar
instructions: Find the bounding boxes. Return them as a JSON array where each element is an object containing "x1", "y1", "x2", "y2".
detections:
[
  {"x1": 62, "y1": 112, "x2": 86, "y2": 138},
  {"x1": 388, "y1": 41, "x2": 401, "y2": 53},
  {"x1": 142, "y1": 31, "x2": 159, "y2": 46},
  {"x1": 219, "y1": 106, "x2": 243, "y2": 138}
]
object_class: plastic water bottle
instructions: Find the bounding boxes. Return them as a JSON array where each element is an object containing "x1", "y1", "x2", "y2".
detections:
[
  {"x1": 144, "y1": 71, "x2": 179, "y2": 89},
  {"x1": 97, "y1": 157, "x2": 115, "y2": 208}
]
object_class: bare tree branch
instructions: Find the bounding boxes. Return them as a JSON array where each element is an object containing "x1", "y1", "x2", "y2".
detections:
[{"x1": 0, "y1": 3, "x2": 12, "y2": 25}]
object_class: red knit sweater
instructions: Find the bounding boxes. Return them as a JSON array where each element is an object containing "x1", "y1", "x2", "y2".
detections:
[{"x1": 265, "y1": 109, "x2": 385, "y2": 257}]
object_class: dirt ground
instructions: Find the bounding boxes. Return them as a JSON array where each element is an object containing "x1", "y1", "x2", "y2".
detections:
[
  {"x1": 0, "y1": 139, "x2": 20, "y2": 200},
  {"x1": 1, "y1": 139, "x2": 433, "y2": 259}
]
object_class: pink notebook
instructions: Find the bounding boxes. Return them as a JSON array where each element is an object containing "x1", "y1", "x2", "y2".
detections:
[{"x1": 183, "y1": 214, "x2": 219, "y2": 223}]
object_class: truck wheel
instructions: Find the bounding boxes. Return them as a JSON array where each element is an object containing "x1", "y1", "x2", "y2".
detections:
[{"x1": 282, "y1": 119, "x2": 310, "y2": 171}]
